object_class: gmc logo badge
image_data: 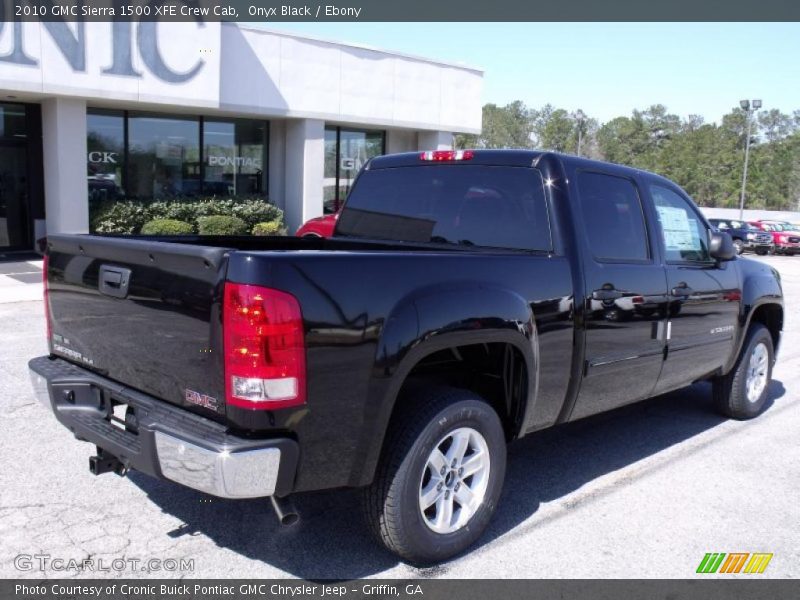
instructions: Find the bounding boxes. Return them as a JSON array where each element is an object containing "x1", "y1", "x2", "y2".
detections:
[{"x1": 185, "y1": 389, "x2": 218, "y2": 411}]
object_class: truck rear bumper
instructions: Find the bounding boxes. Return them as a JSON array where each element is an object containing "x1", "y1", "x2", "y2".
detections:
[{"x1": 28, "y1": 356, "x2": 298, "y2": 499}]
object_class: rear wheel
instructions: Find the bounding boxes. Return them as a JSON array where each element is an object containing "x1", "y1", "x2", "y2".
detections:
[
  {"x1": 363, "y1": 387, "x2": 507, "y2": 564},
  {"x1": 732, "y1": 238, "x2": 744, "y2": 255},
  {"x1": 713, "y1": 323, "x2": 774, "y2": 419}
]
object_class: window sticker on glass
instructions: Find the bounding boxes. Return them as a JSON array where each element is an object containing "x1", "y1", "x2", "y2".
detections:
[{"x1": 656, "y1": 205, "x2": 695, "y2": 250}]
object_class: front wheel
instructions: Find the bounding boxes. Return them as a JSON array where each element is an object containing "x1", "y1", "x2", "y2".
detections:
[
  {"x1": 732, "y1": 238, "x2": 744, "y2": 255},
  {"x1": 713, "y1": 323, "x2": 774, "y2": 419},
  {"x1": 363, "y1": 387, "x2": 507, "y2": 564},
  {"x1": 755, "y1": 247, "x2": 769, "y2": 256}
]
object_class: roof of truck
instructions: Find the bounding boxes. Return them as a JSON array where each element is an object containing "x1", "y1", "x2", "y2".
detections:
[{"x1": 367, "y1": 150, "x2": 674, "y2": 187}]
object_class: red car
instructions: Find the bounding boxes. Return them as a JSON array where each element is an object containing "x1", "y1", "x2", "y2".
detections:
[
  {"x1": 296, "y1": 212, "x2": 338, "y2": 238},
  {"x1": 749, "y1": 220, "x2": 800, "y2": 255}
]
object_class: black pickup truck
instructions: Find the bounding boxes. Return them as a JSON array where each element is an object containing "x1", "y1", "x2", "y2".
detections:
[{"x1": 30, "y1": 150, "x2": 783, "y2": 564}]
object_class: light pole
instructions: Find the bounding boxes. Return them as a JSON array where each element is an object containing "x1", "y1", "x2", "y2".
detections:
[
  {"x1": 739, "y1": 99, "x2": 762, "y2": 221},
  {"x1": 575, "y1": 109, "x2": 585, "y2": 156}
]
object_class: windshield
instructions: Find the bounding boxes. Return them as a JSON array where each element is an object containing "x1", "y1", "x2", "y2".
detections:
[{"x1": 336, "y1": 165, "x2": 552, "y2": 251}]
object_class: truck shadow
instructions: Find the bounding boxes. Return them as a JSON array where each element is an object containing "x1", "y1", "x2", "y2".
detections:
[{"x1": 129, "y1": 379, "x2": 785, "y2": 579}]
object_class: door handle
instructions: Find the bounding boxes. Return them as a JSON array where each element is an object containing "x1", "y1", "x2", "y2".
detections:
[
  {"x1": 592, "y1": 288, "x2": 623, "y2": 301},
  {"x1": 671, "y1": 285, "x2": 693, "y2": 297}
]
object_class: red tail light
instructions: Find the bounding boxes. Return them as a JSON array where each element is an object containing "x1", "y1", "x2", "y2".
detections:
[
  {"x1": 420, "y1": 150, "x2": 474, "y2": 161},
  {"x1": 43, "y1": 254, "x2": 51, "y2": 344},
  {"x1": 223, "y1": 282, "x2": 306, "y2": 410}
]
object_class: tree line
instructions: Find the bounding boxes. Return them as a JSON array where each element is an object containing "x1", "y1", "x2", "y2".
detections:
[{"x1": 454, "y1": 102, "x2": 800, "y2": 211}]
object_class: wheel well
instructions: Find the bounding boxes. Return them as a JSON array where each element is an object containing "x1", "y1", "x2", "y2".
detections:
[
  {"x1": 750, "y1": 303, "x2": 782, "y2": 349},
  {"x1": 393, "y1": 342, "x2": 528, "y2": 441}
]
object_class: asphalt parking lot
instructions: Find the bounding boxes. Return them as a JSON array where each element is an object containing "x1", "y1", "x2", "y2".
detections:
[{"x1": 1, "y1": 253, "x2": 798, "y2": 580}]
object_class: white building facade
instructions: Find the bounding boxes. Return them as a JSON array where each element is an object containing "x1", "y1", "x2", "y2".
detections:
[{"x1": 0, "y1": 21, "x2": 483, "y2": 249}]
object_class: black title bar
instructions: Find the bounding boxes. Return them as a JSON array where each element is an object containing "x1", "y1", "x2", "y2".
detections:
[
  {"x1": 3, "y1": 0, "x2": 800, "y2": 22},
  {"x1": 6, "y1": 580, "x2": 800, "y2": 600}
]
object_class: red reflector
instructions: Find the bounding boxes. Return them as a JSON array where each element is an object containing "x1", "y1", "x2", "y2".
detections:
[
  {"x1": 43, "y1": 254, "x2": 51, "y2": 344},
  {"x1": 420, "y1": 150, "x2": 474, "y2": 162},
  {"x1": 223, "y1": 282, "x2": 306, "y2": 410}
]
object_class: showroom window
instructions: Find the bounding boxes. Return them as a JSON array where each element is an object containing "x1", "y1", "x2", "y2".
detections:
[
  {"x1": 127, "y1": 114, "x2": 200, "y2": 199},
  {"x1": 0, "y1": 103, "x2": 28, "y2": 141},
  {"x1": 323, "y1": 126, "x2": 385, "y2": 213},
  {"x1": 87, "y1": 109, "x2": 269, "y2": 203},
  {"x1": 86, "y1": 110, "x2": 125, "y2": 203},
  {"x1": 203, "y1": 119, "x2": 268, "y2": 197}
]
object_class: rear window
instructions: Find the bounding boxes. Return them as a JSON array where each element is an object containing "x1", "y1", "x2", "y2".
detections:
[{"x1": 335, "y1": 165, "x2": 551, "y2": 251}]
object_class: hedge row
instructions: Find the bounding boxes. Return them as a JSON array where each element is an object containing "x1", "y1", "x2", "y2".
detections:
[
  {"x1": 139, "y1": 217, "x2": 289, "y2": 236},
  {"x1": 90, "y1": 196, "x2": 285, "y2": 235}
]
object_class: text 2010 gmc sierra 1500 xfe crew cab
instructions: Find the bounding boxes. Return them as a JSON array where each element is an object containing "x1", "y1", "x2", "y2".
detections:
[{"x1": 29, "y1": 150, "x2": 783, "y2": 563}]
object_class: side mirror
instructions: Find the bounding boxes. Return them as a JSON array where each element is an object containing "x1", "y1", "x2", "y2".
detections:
[{"x1": 709, "y1": 231, "x2": 736, "y2": 261}]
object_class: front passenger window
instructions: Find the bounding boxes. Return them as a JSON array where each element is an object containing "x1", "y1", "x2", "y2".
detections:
[{"x1": 650, "y1": 185, "x2": 712, "y2": 263}]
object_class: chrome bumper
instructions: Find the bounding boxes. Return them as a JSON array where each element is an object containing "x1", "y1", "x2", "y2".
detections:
[
  {"x1": 28, "y1": 357, "x2": 298, "y2": 499},
  {"x1": 154, "y1": 432, "x2": 282, "y2": 498},
  {"x1": 30, "y1": 370, "x2": 52, "y2": 410}
]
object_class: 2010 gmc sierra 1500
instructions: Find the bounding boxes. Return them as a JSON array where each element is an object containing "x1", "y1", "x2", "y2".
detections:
[{"x1": 29, "y1": 150, "x2": 783, "y2": 563}]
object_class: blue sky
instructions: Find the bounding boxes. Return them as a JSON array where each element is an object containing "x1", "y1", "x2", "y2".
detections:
[{"x1": 254, "y1": 22, "x2": 800, "y2": 125}]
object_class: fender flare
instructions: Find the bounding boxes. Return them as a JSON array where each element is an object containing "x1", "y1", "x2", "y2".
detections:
[
  {"x1": 348, "y1": 283, "x2": 539, "y2": 487},
  {"x1": 723, "y1": 259, "x2": 783, "y2": 376}
]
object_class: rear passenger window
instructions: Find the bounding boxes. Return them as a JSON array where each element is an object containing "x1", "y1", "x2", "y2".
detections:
[{"x1": 577, "y1": 172, "x2": 649, "y2": 262}]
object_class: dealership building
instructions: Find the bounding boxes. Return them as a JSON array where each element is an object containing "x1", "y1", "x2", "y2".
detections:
[{"x1": 0, "y1": 21, "x2": 482, "y2": 250}]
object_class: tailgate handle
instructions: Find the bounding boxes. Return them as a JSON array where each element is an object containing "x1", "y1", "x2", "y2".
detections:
[{"x1": 99, "y1": 265, "x2": 131, "y2": 298}]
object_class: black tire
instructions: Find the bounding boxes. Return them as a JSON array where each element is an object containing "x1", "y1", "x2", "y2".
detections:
[
  {"x1": 732, "y1": 238, "x2": 744, "y2": 255},
  {"x1": 713, "y1": 323, "x2": 774, "y2": 419},
  {"x1": 755, "y1": 248, "x2": 769, "y2": 256},
  {"x1": 363, "y1": 386, "x2": 507, "y2": 564}
]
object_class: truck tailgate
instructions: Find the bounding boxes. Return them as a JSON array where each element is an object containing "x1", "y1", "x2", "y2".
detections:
[{"x1": 45, "y1": 234, "x2": 231, "y2": 420}]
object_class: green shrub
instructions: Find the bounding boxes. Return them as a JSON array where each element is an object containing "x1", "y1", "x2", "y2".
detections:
[
  {"x1": 229, "y1": 199, "x2": 283, "y2": 228},
  {"x1": 252, "y1": 221, "x2": 287, "y2": 236},
  {"x1": 89, "y1": 196, "x2": 286, "y2": 235},
  {"x1": 197, "y1": 215, "x2": 249, "y2": 235},
  {"x1": 140, "y1": 219, "x2": 194, "y2": 235},
  {"x1": 91, "y1": 200, "x2": 155, "y2": 234}
]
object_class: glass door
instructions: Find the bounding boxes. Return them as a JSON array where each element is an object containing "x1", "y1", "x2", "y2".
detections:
[
  {"x1": 0, "y1": 144, "x2": 29, "y2": 250},
  {"x1": 323, "y1": 127, "x2": 386, "y2": 214}
]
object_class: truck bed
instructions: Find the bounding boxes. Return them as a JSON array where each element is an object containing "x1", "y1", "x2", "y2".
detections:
[{"x1": 44, "y1": 232, "x2": 574, "y2": 490}]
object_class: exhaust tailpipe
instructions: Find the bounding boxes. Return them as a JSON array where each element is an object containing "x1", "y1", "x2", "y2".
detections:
[{"x1": 270, "y1": 495, "x2": 299, "y2": 526}]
